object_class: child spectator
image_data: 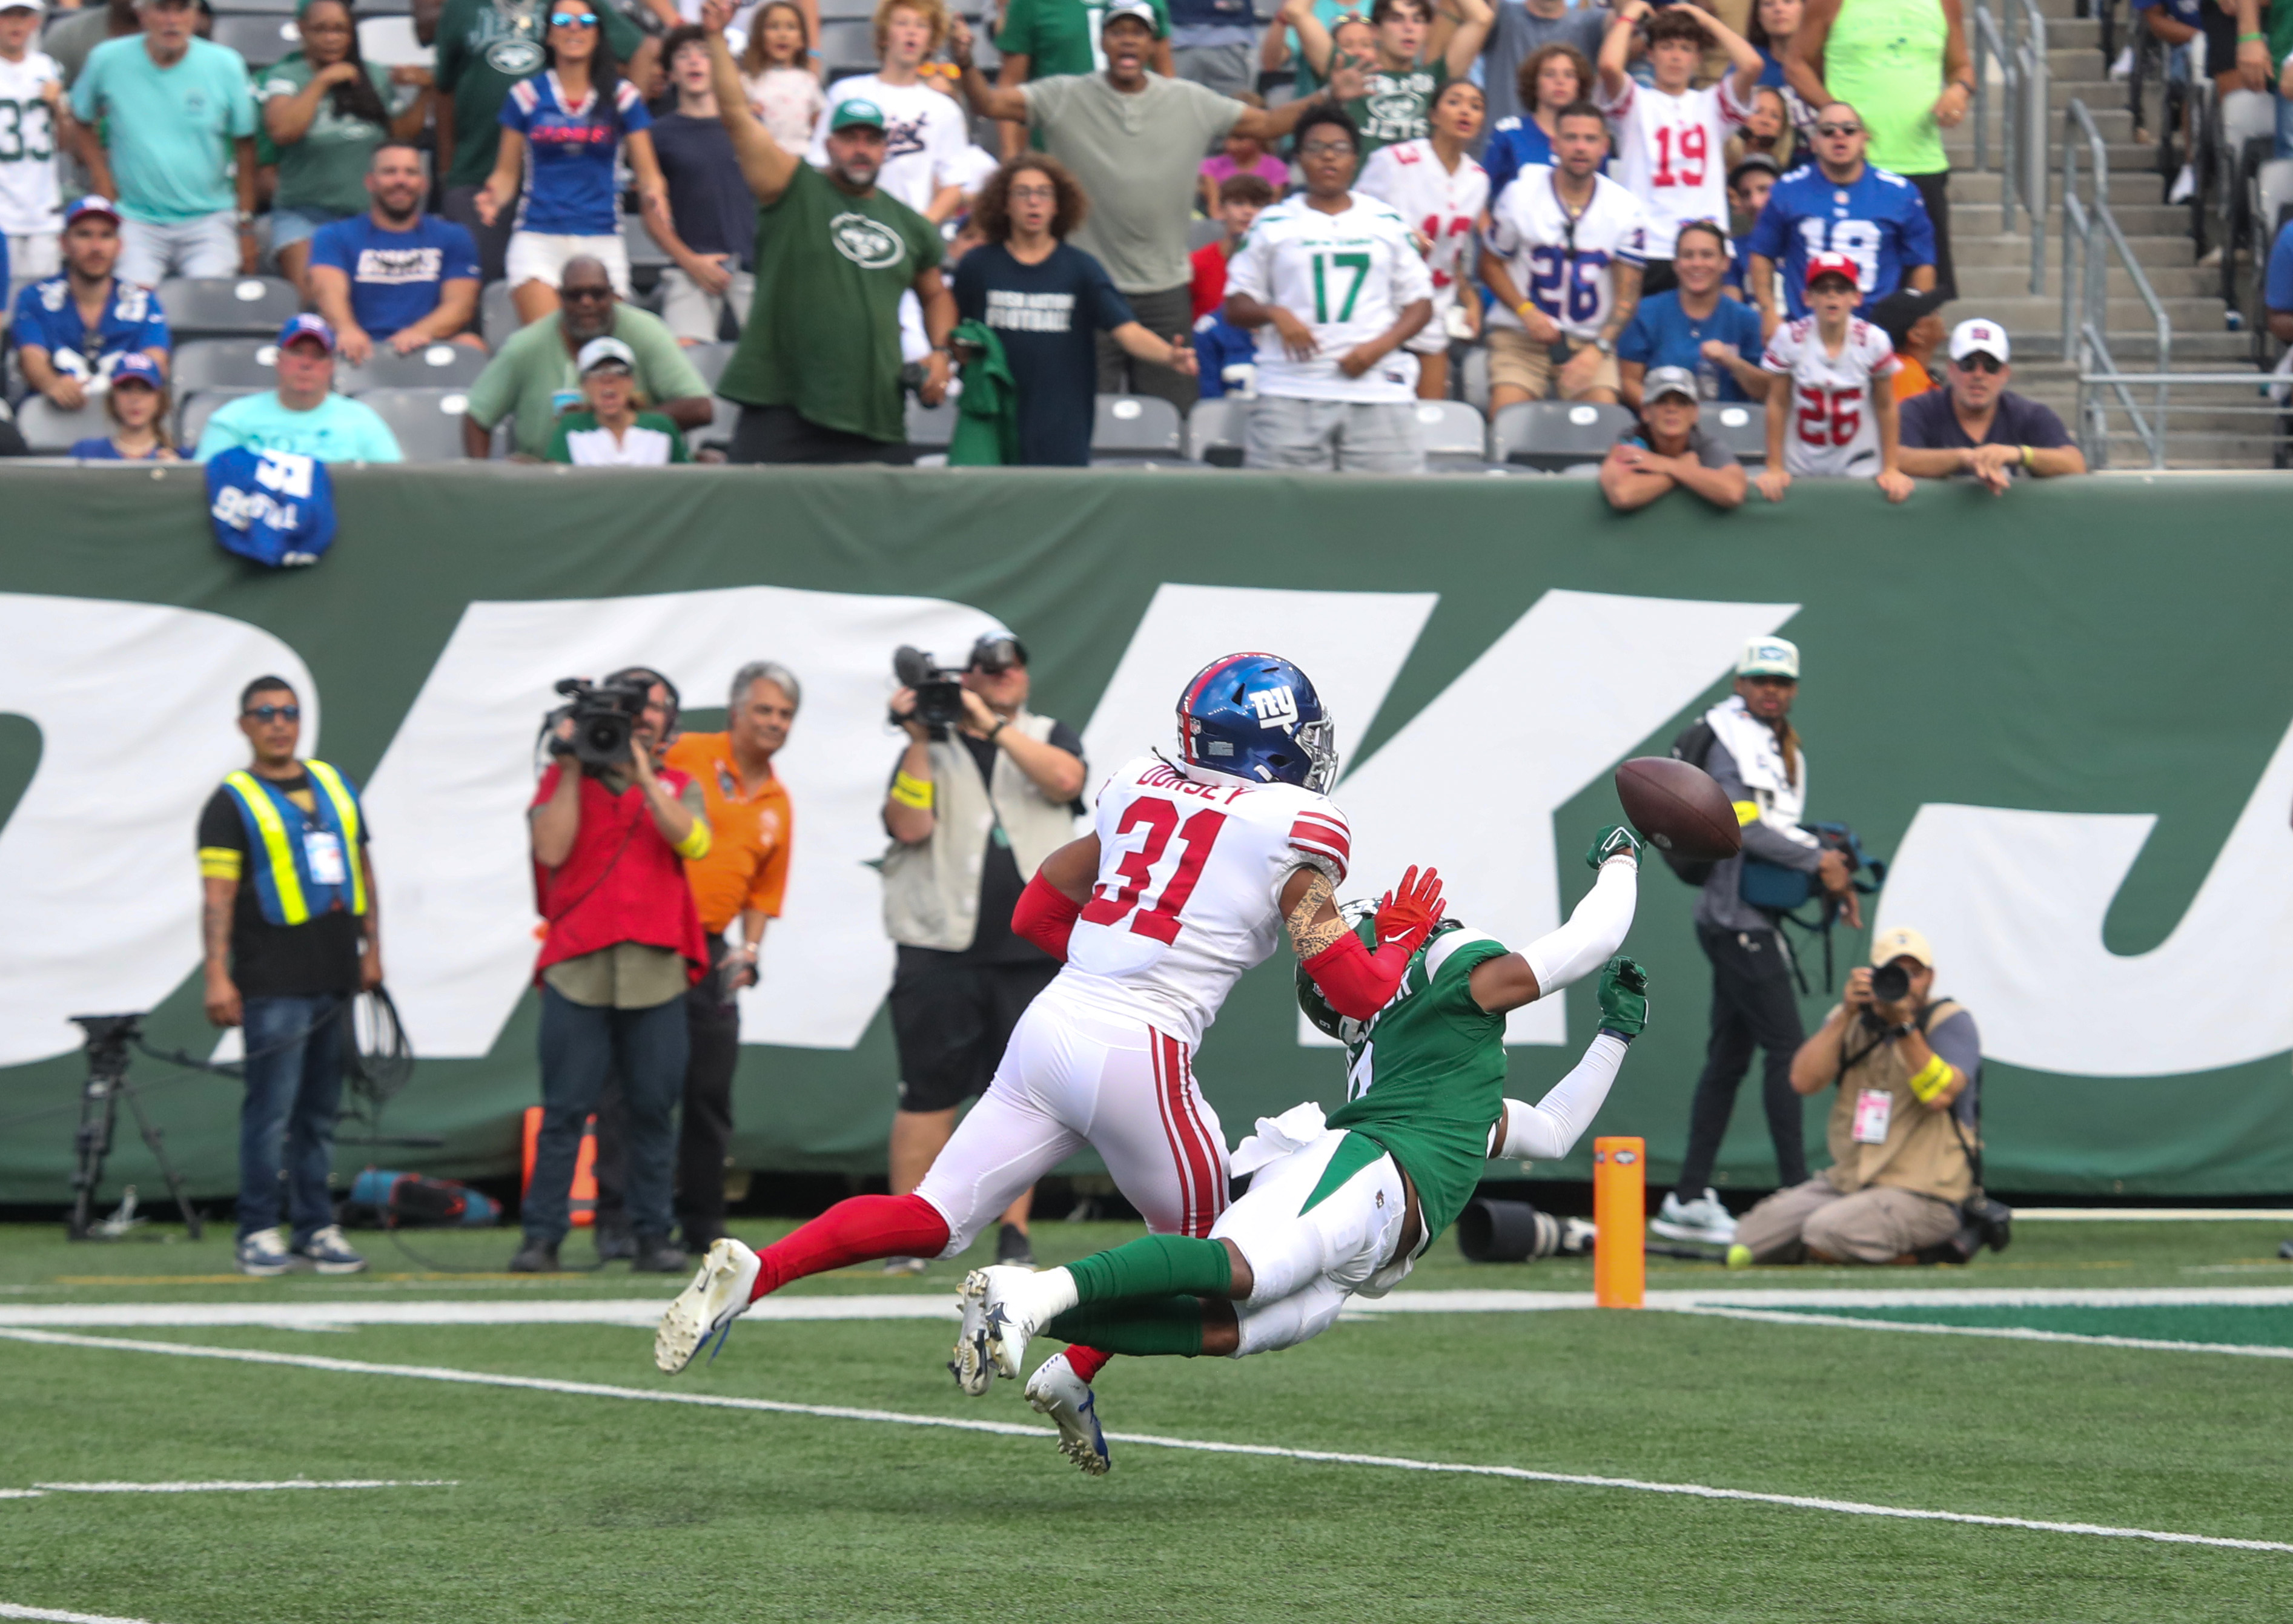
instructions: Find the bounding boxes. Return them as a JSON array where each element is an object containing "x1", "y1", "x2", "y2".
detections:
[
  {"x1": 12, "y1": 195, "x2": 171, "y2": 410},
  {"x1": 1868, "y1": 283, "x2": 1945, "y2": 400},
  {"x1": 1356, "y1": 76, "x2": 1486, "y2": 400},
  {"x1": 194, "y1": 313, "x2": 406, "y2": 463},
  {"x1": 1755, "y1": 250, "x2": 1909, "y2": 503},
  {"x1": 258, "y1": 0, "x2": 430, "y2": 300},
  {"x1": 0, "y1": 0, "x2": 91, "y2": 295},
  {"x1": 308, "y1": 144, "x2": 485, "y2": 366},
  {"x1": 1282, "y1": 0, "x2": 1492, "y2": 159},
  {"x1": 1478, "y1": 0, "x2": 1607, "y2": 134},
  {"x1": 67, "y1": 350, "x2": 180, "y2": 460},
  {"x1": 475, "y1": 2, "x2": 670, "y2": 323},
  {"x1": 1197, "y1": 112, "x2": 1289, "y2": 216},
  {"x1": 738, "y1": 0, "x2": 824, "y2": 154},
  {"x1": 809, "y1": 0, "x2": 967, "y2": 223},
  {"x1": 1483, "y1": 40, "x2": 1590, "y2": 202},
  {"x1": 1747, "y1": 0, "x2": 1800, "y2": 88},
  {"x1": 1190, "y1": 170, "x2": 1271, "y2": 320},
  {"x1": 1724, "y1": 153, "x2": 1778, "y2": 307},
  {"x1": 544, "y1": 335, "x2": 693, "y2": 463},
  {"x1": 649, "y1": 24, "x2": 758, "y2": 342},
  {"x1": 1727, "y1": 83, "x2": 1795, "y2": 170}
]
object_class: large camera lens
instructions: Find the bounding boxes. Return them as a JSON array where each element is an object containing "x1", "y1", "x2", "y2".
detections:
[{"x1": 1870, "y1": 962, "x2": 1912, "y2": 1004}]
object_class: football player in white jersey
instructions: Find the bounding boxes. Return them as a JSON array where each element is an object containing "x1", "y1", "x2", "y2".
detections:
[
  {"x1": 1593, "y1": 0, "x2": 1761, "y2": 294},
  {"x1": 657, "y1": 655, "x2": 1447, "y2": 1471},
  {"x1": 1757, "y1": 251, "x2": 1912, "y2": 502},
  {"x1": 1354, "y1": 79, "x2": 1489, "y2": 401},
  {"x1": 1223, "y1": 104, "x2": 1435, "y2": 472},
  {"x1": 1479, "y1": 102, "x2": 1646, "y2": 409}
]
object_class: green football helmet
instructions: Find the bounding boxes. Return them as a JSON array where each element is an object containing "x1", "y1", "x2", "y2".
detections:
[{"x1": 1294, "y1": 899, "x2": 1463, "y2": 1043}]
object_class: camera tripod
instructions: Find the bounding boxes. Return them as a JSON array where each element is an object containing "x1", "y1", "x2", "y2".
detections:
[{"x1": 68, "y1": 1013, "x2": 203, "y2": 1241}]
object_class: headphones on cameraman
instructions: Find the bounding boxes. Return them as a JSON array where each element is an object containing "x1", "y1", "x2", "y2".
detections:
[{"x1": 604, "y1": 666, "x2": 681, "y2": 743}]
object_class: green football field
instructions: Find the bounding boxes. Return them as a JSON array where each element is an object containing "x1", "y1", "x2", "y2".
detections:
[{"x1": 3, "y1": 1216, "x2": 2291, "y2": 1623}]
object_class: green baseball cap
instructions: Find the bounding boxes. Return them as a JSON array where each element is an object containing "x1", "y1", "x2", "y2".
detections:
[{"x1": 829, "y1": 98, "x2": 887, "y2": 133}]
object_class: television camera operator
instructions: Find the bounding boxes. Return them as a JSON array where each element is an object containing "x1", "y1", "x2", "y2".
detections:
[
  {"x1": 1733, "y1": 925, "x2": 1996, "y2": 1266},
  {"x1": 512, "y1": 668, "x2": 712, "y2": 1276},
  {"x1": 878, "y1": 629, "x2": 1085, "y2": 1272},
  {"x1": 197, "y1": 675, "x2": 381, "y2": 1278}
]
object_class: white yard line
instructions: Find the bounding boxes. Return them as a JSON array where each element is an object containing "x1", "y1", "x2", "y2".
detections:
[
  {"x1": 2013, "y1": 1209, "x2": 2293, "y2": 1221},
  {"x1": 25, "y1": 1481, "x2": 457, "y2": 1494},
  {"x1": 0, "y1": 1327, "x2": 2284, "y2": 1558},
  {"x1": 0, "y1": 1605, "x2": 164, "y2": 1623},
  {"x1": 1666, "y1": 1305, "x2": 2293, "y2": 1359}
]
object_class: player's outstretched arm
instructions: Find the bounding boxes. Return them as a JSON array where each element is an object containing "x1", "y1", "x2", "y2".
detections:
[
  {"x1": 1488, "y1": 956, "x2": 1647, "y2": 1160},
  {"x1": 1013, "y1": 834, "x2": 1100, "y2": 961},
  {"x1": 1468, "y1": 828, "x2": 1641, "y2": 1014},
  {"x1": 1291, "y1": 864, "x2": 1447, "y2": 1019}
]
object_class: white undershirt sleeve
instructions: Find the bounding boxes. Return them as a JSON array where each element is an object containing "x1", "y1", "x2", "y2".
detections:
[
  {"x1": 1520, "y1": 854, "x2": 1638, "y2": 999},
  {"x1": 1488, "y1": 1032, "x2": 1630, "y2": 1161}
]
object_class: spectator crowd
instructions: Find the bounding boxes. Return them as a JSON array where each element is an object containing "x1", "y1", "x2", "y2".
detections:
[{"x1": 0, "y1": 0, "x2": 2094, "y2": 488}]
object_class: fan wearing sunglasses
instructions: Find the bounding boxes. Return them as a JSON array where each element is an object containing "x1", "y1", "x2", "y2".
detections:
[
  {"x1": 1896, "y1": 319, "x2": 2084, "y2": 492},
  {"x1": 1741, "y1": 99, "x2": 1936, "y2": 328},
  {"x1": 476, "y1": 2, "x2": 673, "y2": 324}
]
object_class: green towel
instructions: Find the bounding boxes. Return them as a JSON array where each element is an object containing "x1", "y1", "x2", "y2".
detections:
[{"x1": 947, "y1": 319, "x2": 1022, "y2": 467}]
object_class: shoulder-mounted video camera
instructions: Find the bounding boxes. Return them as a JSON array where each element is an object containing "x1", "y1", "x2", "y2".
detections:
[
  {"x1": 547, "y1": 675, "x2": 652, "y2": 768},
  {"x1": 894, "y1": 645, "x2": 966, "y2": 734}
]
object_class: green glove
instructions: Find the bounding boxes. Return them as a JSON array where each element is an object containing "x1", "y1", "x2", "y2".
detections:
[
  {"x1": 1585, "y1": 825, "x2": 1644, "y2": 871},
  {"x1": 1596, "y1": 955, "x2": 1650, "y2": 1041}
]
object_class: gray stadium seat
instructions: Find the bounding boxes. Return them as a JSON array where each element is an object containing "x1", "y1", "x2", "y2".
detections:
[
  {"x1": 816, "y1": 0, "x2": 878, "y2": 16},
  {"x1": 480, "y1": 280, "x2": 518, "y2": 351},
  {"x1": 694, "y1": 396, "x2": 740, "y2": 452},
  {"x1": 2257, "y1": 159, "x2": 2293, "y2": 251},
  {"x1": 157, "y1": 276, "x2": 300, "y2": 339},
  {"x1": 1699, "y1": 401, "x2": 1765, "y2": 464},
  {"x1": 355, "y1": 386, "x2": 475, "y2": 462},
  {"x1": 1091, "y1": 393, "x2": 1183, "y2": 459},
  {"x1": 1491, "y1": 400, "x2": 1635, "y2": 470},
  {"x1": 818, "y1": 21, "x2": 877, "y2": 74},
  {"x1": 13, "y1": 396, "x2": 107, "y2": 454},
  {"x1": 623, "y1": 214, "x2": 670, "y2": 278},
  {"x1": 1185, "y1": 395, "x2": 1245, "y2": 466},
  {"x1": 1187, "y1": 217, "x2": 1223, "y2": 252},
  {"x1": 1459, "y1": 342, "x2": 1490, "y2": 412},
  {"x1": 213, "y1": 13, "x2": 301, "y2": 67},
  {"x1": 357, "y1": 15, "x2": 428, "y2": 68},
  {"x1": 339, "y1": 343, "x2": 491, "y2": 392},
  {"x1": 177, "y1": 388, "x2": 264, "y2": 451},
  {"x1": 905, "y1": 397, "x2": 956, "y2": 449},
  {"x1": 173, "y1": 338, "x2": 280, "y2": 394},
  {"x1": 1412, "y1": 399, "x2": 1486, "y2": 466},
  {"x1": 684, "y1": 342, "x2": 737, "y2": 389}
]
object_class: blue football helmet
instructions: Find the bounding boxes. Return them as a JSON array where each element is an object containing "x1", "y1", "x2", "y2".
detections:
[{"x1": 1175, "y1": 653, "x2": 1338, "y2": 793}]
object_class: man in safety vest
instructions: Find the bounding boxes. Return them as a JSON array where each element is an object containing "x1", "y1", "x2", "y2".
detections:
[{"x1": 198, "y1": 675, "x2": 383, "y2": 1278}]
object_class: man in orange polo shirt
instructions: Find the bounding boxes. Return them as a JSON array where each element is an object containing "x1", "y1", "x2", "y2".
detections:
[{"x1": 662, "y1": 661, "x2": 799, "y2": 1250}]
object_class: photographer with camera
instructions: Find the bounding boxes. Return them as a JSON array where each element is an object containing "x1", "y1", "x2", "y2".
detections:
[
  {"x1": 878, "y1": 629, "x2": 1086, "y2": 1271},
  {"x1": 1730, "y1": 925, "x2": 1991, "y2": 1266},
  {"x1": 1652, "y1": 635, "x2": 1865, "y2": 1249},
  {"x1": 197, "y1": 675, "x2": 382, "y2": 1277},
  {"x1": 513, "y1": 667, "x2": 712, "y2": 1276}
]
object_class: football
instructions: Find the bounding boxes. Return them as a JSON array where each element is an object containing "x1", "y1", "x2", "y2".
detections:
[{"x1": 1614, "y1": 755, "x2": 1741, "y2": 863}]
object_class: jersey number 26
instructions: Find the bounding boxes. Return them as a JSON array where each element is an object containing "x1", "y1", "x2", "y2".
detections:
[{"x1": 1795, "y1": 383, "x2": 1862, "y2": 446}]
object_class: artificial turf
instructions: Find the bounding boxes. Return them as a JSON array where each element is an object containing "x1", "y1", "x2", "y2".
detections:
[{"x1": 1, "y1": 1218, "x2": 2290, "y2": 1623}]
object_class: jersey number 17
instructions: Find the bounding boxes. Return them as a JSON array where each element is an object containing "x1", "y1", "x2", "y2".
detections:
[{"x1": 1082, "y1": 799, "x2": 1229, "y2": 944}]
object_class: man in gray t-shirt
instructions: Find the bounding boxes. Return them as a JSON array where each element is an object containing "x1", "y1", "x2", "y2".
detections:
[
  {"x1": 1481, "y1": 0, "x2": 1609, "y2": 135},
  {"x1": 953, "y1": 0, "x2": 1356, "y2": 415}
]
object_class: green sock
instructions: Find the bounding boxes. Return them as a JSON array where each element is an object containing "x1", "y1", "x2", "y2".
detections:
[
  {"x1": 1044, "y1": 1296, "x2": 1205, "y2": 1358},
  {"x1": 1065, "y1": 1233, "x2": 1231, "y2": 1305}
]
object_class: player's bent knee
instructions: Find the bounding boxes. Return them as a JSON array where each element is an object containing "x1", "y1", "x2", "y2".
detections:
[{"x1": 1233, "y1": 1278, "x2": 1350, "y2": 1358}]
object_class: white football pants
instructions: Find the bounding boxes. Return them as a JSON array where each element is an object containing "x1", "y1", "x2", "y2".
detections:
[
  {"x1": 913, "y1": 995, "x2": 1229, "y2": 1257},
  {"x1": 1213, "y1": 1128, "x2": 1409, "y2": 1358}
]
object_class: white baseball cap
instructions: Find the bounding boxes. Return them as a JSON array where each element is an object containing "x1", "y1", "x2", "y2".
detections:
[
  {"x1": 1100, "y1": 0, "x2": 1159, "y2": 30},
  {"x1": 1736, "y1": 636, "x2": 1801, "y2": 680},
  {"x1": 1948, "y1": 319, "x2": 2010, "y2": 365}
]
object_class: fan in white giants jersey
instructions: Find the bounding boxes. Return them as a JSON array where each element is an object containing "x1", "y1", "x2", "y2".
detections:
[
  {"x1": 1354, "y1": 79, "x2": 1490, "y2": 400},
  {"x1": 654, "y1": 654, "x2": 1449, "y2": 1474},
  {"x1": 1756, "y1": 251, "x2": 1913, "y2": 503},
  {"x1": 0, "y1": 8, "x2": 68, "y2": 281},
  {"x1": 1593, "y1": 0, "x2": 1761, "y2": 268}
]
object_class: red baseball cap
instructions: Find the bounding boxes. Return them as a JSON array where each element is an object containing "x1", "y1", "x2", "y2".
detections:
[{"x1": 1805, "y1": 251, "x2": 1861, "y2": 291}]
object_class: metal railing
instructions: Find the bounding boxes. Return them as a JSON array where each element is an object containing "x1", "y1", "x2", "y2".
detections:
[
  {"x1": 2074, "y1": 368, "x2": 2292, "y2": 467},
  {"x1": 2062, "y1": 99, "x2": 2175, "y2": 466},
  {"x1": 1971, "y1": 0, "x2": 2050, "y2": 292}
]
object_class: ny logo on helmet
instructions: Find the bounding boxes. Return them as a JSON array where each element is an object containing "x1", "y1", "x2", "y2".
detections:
[{"x1": 1250, "y1": 685, "x2": 1300, "y2": 731}]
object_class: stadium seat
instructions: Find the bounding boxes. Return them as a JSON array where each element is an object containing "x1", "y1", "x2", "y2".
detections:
[
  {"x1": 693, "y1": 396, "x2": 740, "y2": 454},
  {"x1": 357, "y1": 15, "x2": 428, "y2": 68},
  {"x1": 1185, "y1": 395, "x2": 1245, "y2": 466},
  {"x1": 684, "y1": 342, "x2": 737, "y2": 389},
  {"x1": 817, "y1": 0, "x2": 877, "y2": 16},
  {"x1": 1091, "y1": 393, "x2": 1183, "y2": 460},
  {"x1": 1412, "y1": 399, "x2": 1486, "y2": 466},
  {"x1": 1186, "y1": 217, "x2": 1223, "y2": 252},
  {"x1": 1491, "y1": 400, "x2": 1634, "y2": 470},
  {"x1": 211, "y1": 0, "x2": 298, "y2": 13},
  {"x1": 818, "y1": 19, "x2": 876, "y2": 74},
  {"x1": 623, "y1": 215, "x2": 670, "y2": 287},
  {"x1": 212, "y1": 12, "x2": 301, "y2": 67},
  {"x1": 356, "y1": 386, "x2": 475, "y2": 462},
  {"x1": 339, "y1": 343, "x2": 491, "y2": 392},
  {"x1": 1699, "y1": 401, "x2": 1765, "y2": 465},
  {"x1": 13, "y1": 396, "x2": 107, "y2": 454},
  {"x1": 905, "y1": 397, "x2": 956, "y2": 449},
  {"x1": 173, "y1": 338, "x2": 280, "y2": 394},
  {"x1": 157, "y1": 276, "x2": 300, "y2": 339},
  {"x1": 176, "y1": 388, "x2": 263, "y2": 450},
  {"x1": 1459, "y1": 342, "x2": 1490, "y2": 412},
  {"x1": 480, "y1": 280, "x2": 518, "y2": 351}
]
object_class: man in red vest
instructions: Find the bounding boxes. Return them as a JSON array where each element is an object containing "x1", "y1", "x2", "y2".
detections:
[{"x1": 513, "y1": 668, "x2": 712, "y2": 1275}]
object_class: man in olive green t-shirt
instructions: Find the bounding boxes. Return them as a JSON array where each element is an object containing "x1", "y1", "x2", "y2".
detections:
[{"x1": 701, "y1": 3, "x2": 955, "y2": 463}]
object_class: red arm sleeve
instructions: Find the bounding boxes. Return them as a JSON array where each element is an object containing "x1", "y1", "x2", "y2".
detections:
[
  {"x1": 1014, "y1": 871, "x2": 1084, "y2": 963},
  {"x1": 1301, "y1": 929, "x2": 1412, "y2": 1021}
]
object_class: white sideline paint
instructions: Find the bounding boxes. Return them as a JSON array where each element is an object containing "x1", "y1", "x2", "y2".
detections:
[
  {"x1": 2011, "y1": 1208, "x2": 2293, "y2": 1221},
  {"x1": 23, "y1": 1480, "x2": 457, "y2": 1494},
  {"x1": 0, "y1": 1604, "x2": 163, "y2": 1623},
  {"x1": 1670, "y1": 1306, "x2": 2293, "y2": 1359},
  {"x1": 0, "y1": 1329, "x2": 2286, "y2": 1558},
  {"x1": 4, "y1": 1285, "x2": 2292, "y2": 1331}
]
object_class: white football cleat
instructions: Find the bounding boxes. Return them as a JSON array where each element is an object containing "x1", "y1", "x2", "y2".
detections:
[
  {"x1": 1649, "y1": 1188, "x2": 1737, "y2": 1247},
  {"x1": 951, "y1": 1270, "x2": 998, "y2": 1396},
  {"x1": 654, "y1": 1236, "x2": 761, "y2": 1375},
  {"x1": 956, "y1": 1264, "x2": 1064, "y2": 1391},
  {"x1": 1025, "y1": 1352, "x2": 1111, "y2": 1477}
]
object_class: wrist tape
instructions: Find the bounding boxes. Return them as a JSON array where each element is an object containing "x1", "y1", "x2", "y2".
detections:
[
  {"x1": 1907, "y1": 1052, "x2": 1951, "y2": 1103},
  {"x1": 891, "y1": 770, "x2": 934, "y2": 810}
]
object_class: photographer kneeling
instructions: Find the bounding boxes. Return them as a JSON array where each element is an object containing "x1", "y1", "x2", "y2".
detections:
[
  {"x1": 879, "y1": 630, "x2": 1086, "y2": 1272},
  {"x1": 1732, "y1": 926, "x2": 1985, "y2": 1266},
  {"x1": 513, "y1": 668, "x2": 712, "y2": 1275}
]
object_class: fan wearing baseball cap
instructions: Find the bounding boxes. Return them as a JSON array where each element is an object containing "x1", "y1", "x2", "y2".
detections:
[
  {"x1": 1755, "y1": 249, "x2": 1912, "y2": 504},
  {"x1": 193, "y1": 314, "x2": 406, "y2": 464},
  {"x1": 1896, "y1": 318, "x2": 2085, "y2": 492},
  {"x1": 1600, "y1": 364, "x2": 1747, "y2": 510},
  {"x1": 10, "y1": 196, "x2": 173, "y2": 414}
]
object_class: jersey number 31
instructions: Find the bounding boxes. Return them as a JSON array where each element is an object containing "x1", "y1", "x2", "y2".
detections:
[{"x1": 1082, "y1": 799, "x2": 1228, "y2": 943}]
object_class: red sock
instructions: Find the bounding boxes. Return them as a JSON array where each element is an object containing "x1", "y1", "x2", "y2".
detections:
[
  {"x1": 1064, "y1": 1345, "x2": 1113, "y2": 1384},
  {"x1": 750, "y1": 1193, "x2": 950, "y2": 1301}
]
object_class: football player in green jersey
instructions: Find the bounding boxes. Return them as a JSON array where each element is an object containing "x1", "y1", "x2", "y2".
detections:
[{"x1": 954, "y1": 827, "x2": 1646, "y2": 1474}]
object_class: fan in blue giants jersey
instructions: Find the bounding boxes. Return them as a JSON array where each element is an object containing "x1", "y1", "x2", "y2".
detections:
[{"x1": 1742, "y1": 99, "x2": 1935, "y2": 323}]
